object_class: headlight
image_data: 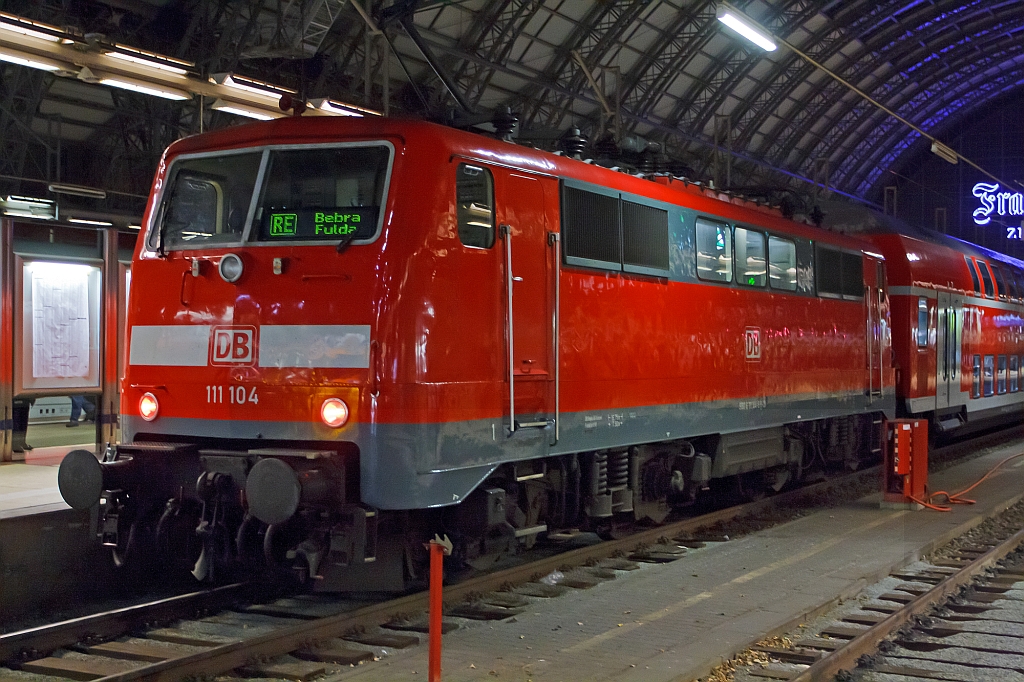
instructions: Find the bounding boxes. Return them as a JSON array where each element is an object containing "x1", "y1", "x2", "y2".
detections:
[
  {"x1": 320, "y1": 398, "x2": 349, "y2": 428},
  {"x1": 218, "y1": 253, "x2": 244, "y2": 283},
  {"x1": 139, "y1": 392, "x2": 159, "y2": 421}
]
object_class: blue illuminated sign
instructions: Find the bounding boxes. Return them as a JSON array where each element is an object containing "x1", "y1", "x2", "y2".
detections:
[{"x1": 973, "y1": 182, "x2": 1024, "y2": 226}]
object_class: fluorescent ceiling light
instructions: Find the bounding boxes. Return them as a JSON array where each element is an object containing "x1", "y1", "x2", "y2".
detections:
[
  {"x1": 313, "y1": 98, "x2": 367, "y2": 117},
  {"x1": 48, "y1": 183, "x2": 107, "y2": 199},
  {"x1": 7, "y1": 195, "x2": 52, "y2": 205},
  {"x1": 717, "y1": 4, "x2": 777, "y2": 52},
  {"x1": 128, "y1": 224, "x2": 142, "y2": 230},
  {"x1": 3, "y1": 209, "x2": 53, "y2": 219},
  {"x1": 0, "y1": 48, "x2": 63, "y2": 71},
  {"x1": 68, "y1": 217, "x2": 114, "y2": 226},
  {"x1": 211, "y1": 99, "x2": 278, "y2": 121},
  {"x1": 211, "y1": 73, "x2": 295, "y2": 100},
  {"x1": 105, "y1": 47, "x2": 191, "y2": 75},
  {"x1": 99, "y1": 76, "x2": 191, "y2": 101},
  {"x1": 0, "y1": 15, "x2": 61, "y2": 42},
  {"x1": 930, "y1": 141, "x2": 959, "y2": 165}
]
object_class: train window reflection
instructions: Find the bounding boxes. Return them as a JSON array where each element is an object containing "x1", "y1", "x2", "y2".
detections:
[
  {"x1": 1010, "y1": 355, "x2": 1018, "y2": 392},
  {"x1": 734, "y1": 227, "x2": 766, "y2": 287},
  {"x1": 984, "y1": 354, "x2": 994, "y2": 397},
  {"x1": 155, "y1": 152, "x2": 262, "y2": 250},
  {"x1": 768, "y1": 236, "x2": 796, "y2": 291},
  {"x1": 695, "y1": 218, "x2": 732, "y2": 283},
  {"x1": 456, "y1": 164, "x2": 494, "y2": 248},
  {"x1": 998, "y1": 355, "x2": 1007, "y2": 394},
  {"x1": 916, "y1": 297, "x2": 928, "y2": 348}
]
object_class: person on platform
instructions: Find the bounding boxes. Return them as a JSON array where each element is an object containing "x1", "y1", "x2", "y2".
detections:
[{"x1": 67, "y1": 395, "x2": 96, "y2": 427}]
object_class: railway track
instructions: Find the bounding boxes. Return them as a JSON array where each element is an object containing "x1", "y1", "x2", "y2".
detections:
[
  {"x1": 705, "y1": 496, "x2": 1024, "y2": 682},
  {"x1": 3, "y1": 427, "x2": 1018, "y2": 682},
  {"x1": 0, "y1": 463, "x2": 886, "y2": 682}
]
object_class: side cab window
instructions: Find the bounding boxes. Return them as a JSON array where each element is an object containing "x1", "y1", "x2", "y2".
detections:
[{"x1": 456, "y1": 164, "x2": 495, "y2": 248}]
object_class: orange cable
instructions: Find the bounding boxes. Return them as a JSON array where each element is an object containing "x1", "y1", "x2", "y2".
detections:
[{"x1": 915, "y1": 452, "x2": 1024, "y2": 511}]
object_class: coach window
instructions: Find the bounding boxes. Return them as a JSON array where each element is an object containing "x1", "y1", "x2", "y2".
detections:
[
  {"x1": 695, "y1": 218, "x2": 732, "y2": 282},
  {"x1": 992, "y1": 264, "x2": 1008, "y2": 300},
  {"x1": 984, "y1": 355, "x2": 995, "y2": 396},
  {"x1": 965, "y1": 256, "x2": 981, "y2": 295},
  {"x1": 1011, "y1": 356, "x2": 1019, "y2": 392},
  {"x1": 998, "y1": 355, "x2": 1008, "y2": 394},
  {"x1": 456, "y1": 164, "x2": 495, "y2": 248},
  {"x1": 972, "y1": 355, "x2": 981, "y2": 398},
  {"x1": 734, "y1": 227, "x2": 766, "y2": 286},
  {"x1": 978, "y1": 260, "x2": 995, "y2": 298},
  {"x1": 916, "y1": 297, "x2": 929, "y2": 348},
  {"x1": 841, "y1": 252, "x2": 864, "y2": 298},
  {"x1": 1005, "y1": 270, "x2": 1019, "y2": 300},
  {"x1": 768, "y1": 236, "x2": 797, "y2": 291}
]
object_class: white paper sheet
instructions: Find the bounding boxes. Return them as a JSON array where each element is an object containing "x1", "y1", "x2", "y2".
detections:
[{"x1": 31, "y1": 268, "x2": 90, "y2": 378}]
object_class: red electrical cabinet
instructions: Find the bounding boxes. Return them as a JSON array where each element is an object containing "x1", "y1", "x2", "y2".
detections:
[{"x1": 882, "y1": 419, "x2": 928, "y2": 508}]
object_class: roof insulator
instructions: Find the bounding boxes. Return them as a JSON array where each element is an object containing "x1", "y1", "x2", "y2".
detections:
[
  {"x1": 493, "y1": 106, "x2": 518, "y2": 141},
  {"x1": 561, "y1": 127, "x2": 588, "y2": 159}
]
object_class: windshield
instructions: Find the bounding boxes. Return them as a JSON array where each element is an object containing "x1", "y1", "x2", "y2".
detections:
[
  {"x1": 255, "y1": 146, "x2": 390, "y2": 242},
  {"x1": 152, "y1": 144, "x2": 391, "y2": 251},
  {"x1": 152, "y1": 152, "x2": 262, "y2": 250}
]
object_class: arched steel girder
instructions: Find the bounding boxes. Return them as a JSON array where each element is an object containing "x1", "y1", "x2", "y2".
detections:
[
  {"x1": 804, "y1": 12, "x2": 1024, "y2": 194},
  {"x1": 615, "y1": 3, "x2": 720, "y2": 124},
  {"x1": 448, "y1": 0, "x2": 546, "y2": 111},
  {"x1": 733, "y1": 0, "x2": 1024, "y2": 194},
  {"x1": 518, "y1": 1, "x2": 650, "y2": 130},
  {"x1": 846, "y1": 57, "x2": 1024, "y2": 197},
  {"x1": 655, "y1": 2, "x2": 820, "y2": 141}
]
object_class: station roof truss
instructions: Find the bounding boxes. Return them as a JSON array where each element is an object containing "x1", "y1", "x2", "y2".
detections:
[{"x1": 0, "y1": 0, "x2": 1020, "y2": 215}]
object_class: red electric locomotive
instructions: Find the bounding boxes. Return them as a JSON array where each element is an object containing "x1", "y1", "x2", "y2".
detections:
[{"x1": 59, "y1": 117, "x2": 896, "y2": 589}]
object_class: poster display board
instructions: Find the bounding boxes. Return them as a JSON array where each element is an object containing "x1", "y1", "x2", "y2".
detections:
[{"x1": 17, "y1": 259, "x2": 103, "y2": 392}]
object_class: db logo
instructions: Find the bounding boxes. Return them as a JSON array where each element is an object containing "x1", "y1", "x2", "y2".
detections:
[
  {"x1": 744, "y1": 327, "x2": 761, "y2": 361},
  {"x1": 210, "y1": 326, "x2": 257, "y2": 365}
]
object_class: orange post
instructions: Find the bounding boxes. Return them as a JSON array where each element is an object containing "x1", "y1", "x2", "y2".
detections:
[
  {"x1": 881, "y1": 419, "x2": 928, "y2": 508},
  {"x1": 427, "y1": 534, "x2": 452, "y2": 682}
]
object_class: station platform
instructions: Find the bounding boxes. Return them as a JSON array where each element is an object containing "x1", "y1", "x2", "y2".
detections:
[
  {"x1": 0, "y1": 422, "x2": 97, "y2": 519},
  {"x1": 341, "y1": 440, "x2": 1024, "y2": 682}
]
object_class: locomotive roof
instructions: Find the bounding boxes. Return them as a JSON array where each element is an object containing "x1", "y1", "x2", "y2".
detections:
[{"x1": 161, "y1": 116, "x2": 877, "y2": 254}]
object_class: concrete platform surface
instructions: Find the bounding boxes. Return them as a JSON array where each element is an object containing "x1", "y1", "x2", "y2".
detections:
[
  {"x1": 0, "y1": 438, "x2": 93, "y2": 519},
  {"x1": 336, "y1": 441, "x2": 1024, "y2": 682}
]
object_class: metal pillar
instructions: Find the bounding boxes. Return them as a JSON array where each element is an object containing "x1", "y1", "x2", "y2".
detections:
[
  {"x1": 99, "y1": 228, "x2": 120, "y2": 449},
  {"x1": 0, "y1": 219, "x2": 12, "y2": 462}
]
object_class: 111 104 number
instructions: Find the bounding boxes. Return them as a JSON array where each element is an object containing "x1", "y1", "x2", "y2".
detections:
[{"x1": 206, "y1": 386, "x2": 259, "y2": 404}]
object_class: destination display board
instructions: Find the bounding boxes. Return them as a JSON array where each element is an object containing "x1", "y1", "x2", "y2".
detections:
[{"x1": 259, "y1": 207, "x2": 377, "y2": 241}]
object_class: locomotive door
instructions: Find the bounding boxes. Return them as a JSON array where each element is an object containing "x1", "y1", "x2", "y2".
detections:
[
  {"x1": 935, "y1": 292, "x2": 962, "y2": 409},
  {"x1": 495, "y1": 171, "x2": 555, "y2": 439}
]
